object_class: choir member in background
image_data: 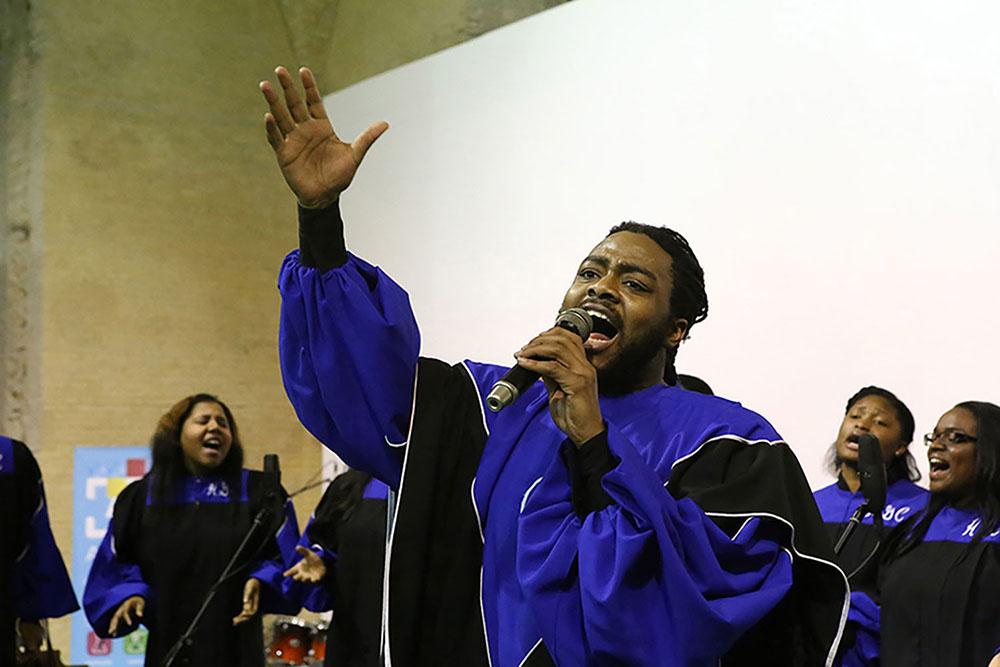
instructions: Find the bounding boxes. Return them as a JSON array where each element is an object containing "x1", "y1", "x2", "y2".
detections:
[
  {"x1": 262, "y1": 65, "x2": 848, "y2": 665},
  {"x1": 676, "y1": 373, "x2": 713, "y2": 395},
  {"x1": 0, "y1": 435, "x2": 79, "y2": 663},
  {"x1": 843, "y1": 401, "x2": 1000, "y2": 667},
  {"x1": 283, "y1": 468, "x2": 389, "y2": 667},
  {"x1": 812, "y1": 386, "x2": 928, "y2": 584},
  {"x1": 83, "y1": 393, "x2": 300, "y2": 666}
]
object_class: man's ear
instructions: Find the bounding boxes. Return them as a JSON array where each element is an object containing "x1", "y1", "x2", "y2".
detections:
[{"x1": 666, "y1": 318, "x2": 689, "y2": 349}]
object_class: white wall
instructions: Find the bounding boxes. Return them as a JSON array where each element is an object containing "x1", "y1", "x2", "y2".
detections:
[{"x1": 323, "y1": 0, "x2": 1000, "y2": 488}]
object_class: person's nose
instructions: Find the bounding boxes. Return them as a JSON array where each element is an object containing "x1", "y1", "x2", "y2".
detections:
[{"x1": 587, "y1": 274, "x2": 620, "y2": 302}]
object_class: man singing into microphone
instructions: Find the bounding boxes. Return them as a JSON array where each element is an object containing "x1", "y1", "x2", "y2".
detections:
[{"x1": 263, "y1": 66, "x2": 848, "y2": 666}]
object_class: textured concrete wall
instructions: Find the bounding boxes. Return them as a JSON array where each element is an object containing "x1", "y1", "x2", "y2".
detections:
[{"x1": 2, "y1": 0, "x2": 565, "y2": 654}]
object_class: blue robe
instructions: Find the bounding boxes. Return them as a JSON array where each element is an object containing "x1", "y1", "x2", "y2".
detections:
[
  {"x1": 0, "y1": 436, "x2": 79, "y2": 660},
  {"x1": 83, "y1": 469, "x2": 300, "y2": 666},
  {"x1": 278, "y1": 204, "x2": 848, "y2": 666}
]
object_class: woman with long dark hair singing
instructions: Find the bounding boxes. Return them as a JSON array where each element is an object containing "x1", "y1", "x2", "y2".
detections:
[{"x1": 83, "y1": 394, "x2": 300, "y2": 666}]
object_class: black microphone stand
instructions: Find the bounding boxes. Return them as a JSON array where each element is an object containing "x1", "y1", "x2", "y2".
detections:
[
  {"x1": 834, "y1": 501, "x2": 872, "y2": 556},
  {"x1": 161, "y1": 484, "x2": 283, "y2": 667}
]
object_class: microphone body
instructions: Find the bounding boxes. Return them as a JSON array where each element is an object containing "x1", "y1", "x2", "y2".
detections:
[
  {"x1": 263, "y1": 453, "x2": 281, "y2": 485},
  {"x1": 486, "y1": 308, "x2": 593, "y2": 412},
  {"x1": 856, "y1": 434, "x2": 887, "y2": 524}
]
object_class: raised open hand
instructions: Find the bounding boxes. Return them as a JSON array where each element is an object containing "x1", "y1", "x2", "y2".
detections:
[
  {"x1": 282, "y1": 545, "x2": 328, "y2": 583},
  {"x1": 260, "y1": 66, "x2": 388, "y2": 209}
]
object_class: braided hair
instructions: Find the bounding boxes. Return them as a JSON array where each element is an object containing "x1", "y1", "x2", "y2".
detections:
[{"x1": 606, "y1": 222, "x2": 708, "y2": 385}]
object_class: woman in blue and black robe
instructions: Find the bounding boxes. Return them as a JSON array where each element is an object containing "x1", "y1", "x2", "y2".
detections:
[
  {"x1": 0, "y1": 435, "x2": 78, "y2": 662},
  {"x1": 283, "y1": 469, "x2": 389, "y2": 667},
  {"x1": 83, "y1": 393, "x2": 300, "y2": 667},
  {"x1": 843, "y1": 401, "x2": 1000, "y2": 667},
  {"x1": 812, "y1": 386, "x2": 928, "y2": 587}
]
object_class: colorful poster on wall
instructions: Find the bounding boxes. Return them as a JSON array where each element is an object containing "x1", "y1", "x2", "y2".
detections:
[{"x1": 70, "y1": 446, "x2": 150, "y2": 666}]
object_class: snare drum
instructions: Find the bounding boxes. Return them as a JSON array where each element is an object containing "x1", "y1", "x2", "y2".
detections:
[
  {"x1": 306, "y1": 621, "x2": 328, "y2": 665},
  {"x1": 267, "y1": 616, "x2": 316, "y2": 665}
]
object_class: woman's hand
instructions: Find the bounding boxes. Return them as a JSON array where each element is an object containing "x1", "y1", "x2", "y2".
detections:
[
  {"x1": 282, "y1": 545, "x2": 328, "y2": 583},
  {"x1": 260, "y1": 66, "x2": 388, "y2": 209},
  {"x1": 232, "y1": 578, "x2": 261, "y2": 625},
  {"x1": 108, "y1": 596, "x2": 145, "y2": 636}
]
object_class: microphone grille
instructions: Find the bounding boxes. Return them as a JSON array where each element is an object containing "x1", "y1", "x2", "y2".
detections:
[{"x1": 555, "y1": 307, "x2": 593, "y2": 341}]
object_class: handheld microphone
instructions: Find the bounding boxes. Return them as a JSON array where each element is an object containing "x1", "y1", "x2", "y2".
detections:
[
  {"x1": 486, "y1": 308, "x2": 593, "y2": 413},
  {"x1": 856, "y1": 434, "x2": 887, "y2": 525}
]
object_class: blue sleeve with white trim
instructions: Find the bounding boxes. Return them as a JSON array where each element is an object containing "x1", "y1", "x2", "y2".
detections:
[
  {"x1": 4, "y1": 438, "x2": 79, "y2": 621},
  {"x1": 278, "y1": 238, "x2": 419, "y2": 488},
  {"x1": 83, "y1": 518, "x2": 154, "y2": 638}
]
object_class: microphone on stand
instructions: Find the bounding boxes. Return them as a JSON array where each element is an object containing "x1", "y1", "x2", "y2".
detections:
[
  {"x1": 263, "y1": 453, "x2": 281, "y2": 486},
  {"x1": 486, "y1": 308, "x2": 593, "y2": 413},
  {"x1": 834, "y1": 433, "x2": 887, "y2": 557},
  {"x1": 856, "y1": 434, "x2": 887, "y2": 527}
]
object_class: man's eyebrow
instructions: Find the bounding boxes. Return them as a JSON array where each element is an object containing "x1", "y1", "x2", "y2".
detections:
[{"x1": 579, "y1": 256, "x2": 659, "y2": 282}]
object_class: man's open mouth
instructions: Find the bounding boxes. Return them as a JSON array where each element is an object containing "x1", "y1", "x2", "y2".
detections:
[{"x1": 584, "y1": 309, "x2": 620, "y2": 353}]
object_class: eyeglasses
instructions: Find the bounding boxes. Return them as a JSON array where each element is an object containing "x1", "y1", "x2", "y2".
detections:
[{"x1": 923, "y1": 430, "x2": 978, "y2": 447}]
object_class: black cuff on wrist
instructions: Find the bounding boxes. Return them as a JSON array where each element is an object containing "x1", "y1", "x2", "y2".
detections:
[
  {"x1": 560, "y1": 429, "x2": 618, "y2": 517},
  {"x1": 298, "y1": 201, "x2": 347, "y2": 271}
]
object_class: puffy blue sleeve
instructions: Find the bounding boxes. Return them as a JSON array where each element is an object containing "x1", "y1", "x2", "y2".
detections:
[
  {"x1": 517, "y1": 424, "x2": 794, "y2": 665},
  {"x1": 250, "y1": 497, "x2": 302, "y2": 615},
  {"x1": 278, "y1": 244, "x2": 420, "y2": 488},
  {"x1": 10, "y1": 442, "x2": 79, "y2": 620},
  {"x1": 837, "y1": 591, "x2": 880, "y2": 667},
  {"x1": 83, "y1": 517, "x2": 153, "y2": 638}
]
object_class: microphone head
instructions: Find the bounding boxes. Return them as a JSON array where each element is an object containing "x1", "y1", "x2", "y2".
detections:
[
  {"x1": 555, "y1": 307, "x2": 593, "y2": 341},
  {"x1": 856, "y1": 434, "x2": 887, "y2": 517},
  {"x1": 263, "y1": 454, "x2": 281, "y2": 484}
]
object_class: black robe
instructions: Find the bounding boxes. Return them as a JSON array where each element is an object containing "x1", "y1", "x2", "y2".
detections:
[
  {"x1": 289, "y1": 470, "x2": 388, "y2": 667},
  {"x1": 879, "y1": 505, "x2": 1000, "y2": 666},
  {"x1": 83, "y1": 470, "x2": 299, "y2": 667}
]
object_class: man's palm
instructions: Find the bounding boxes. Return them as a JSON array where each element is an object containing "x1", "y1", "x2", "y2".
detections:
[{"x1": 261, "y1": 66, "x2": 387, "y2": 208}]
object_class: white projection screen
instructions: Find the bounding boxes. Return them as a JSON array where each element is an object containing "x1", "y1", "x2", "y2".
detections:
[{"x1": 319, "y1": 0, "x2": 999, "y2": 488}]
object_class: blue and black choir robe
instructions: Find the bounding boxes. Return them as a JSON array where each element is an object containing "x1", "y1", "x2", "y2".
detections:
[
  {"x1": 841, "y1": 504, "x2": 1000, "y2": 667},
  {"x1": 285, "y1": 470, "x2": 389, "y2": 667},
  {"x1": 813, "y1": 476, "x2": 928, "y2": 589},
  {"x1": 0, "y1": 436, "x2": 79, "y2": 661},
  {"x1": 83, "y1": 469, "x2": 300, "y2": 667},
  {"x1": 278, "y1": 203, "x2": 850, "y2": 666}
]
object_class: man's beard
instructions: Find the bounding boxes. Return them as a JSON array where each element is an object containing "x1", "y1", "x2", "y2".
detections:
[{"x1": 595, "y1": 316, "x2": 674, "y2": 396}]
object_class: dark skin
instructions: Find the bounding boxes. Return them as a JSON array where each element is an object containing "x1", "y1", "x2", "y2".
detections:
[
  {"x1": 260, "y1": 66, "x2": 686, "y2": 448},
  {"x1": 516, "y1": 233, "x2": 688, "y2": 445},
  {"x1": 834, "y1": 395, "x2": 908, "y2": 493}
]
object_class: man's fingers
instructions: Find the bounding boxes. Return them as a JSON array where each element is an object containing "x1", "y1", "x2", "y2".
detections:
[
  {"x1": 299, "y1": 67, "x2": 329, "y2": 120},
  {"x1": 259, "y1": 78, "x2": 296, "y2": 136},
  {"x1": 276, "y1": 66, "x2": 310, "y2": 123},
  {"x1": 351, "y1": 122, "x2": 389, "y2": 164},
  {"x1": 135, "y1": 599, "x2": 144, "y2": 617},
  {"x1": 108, "y1": 613, "x2": 119, "y2": 637},
  {"x1": 264, "y1": 114, "x2": 284, "y2": 151}
]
